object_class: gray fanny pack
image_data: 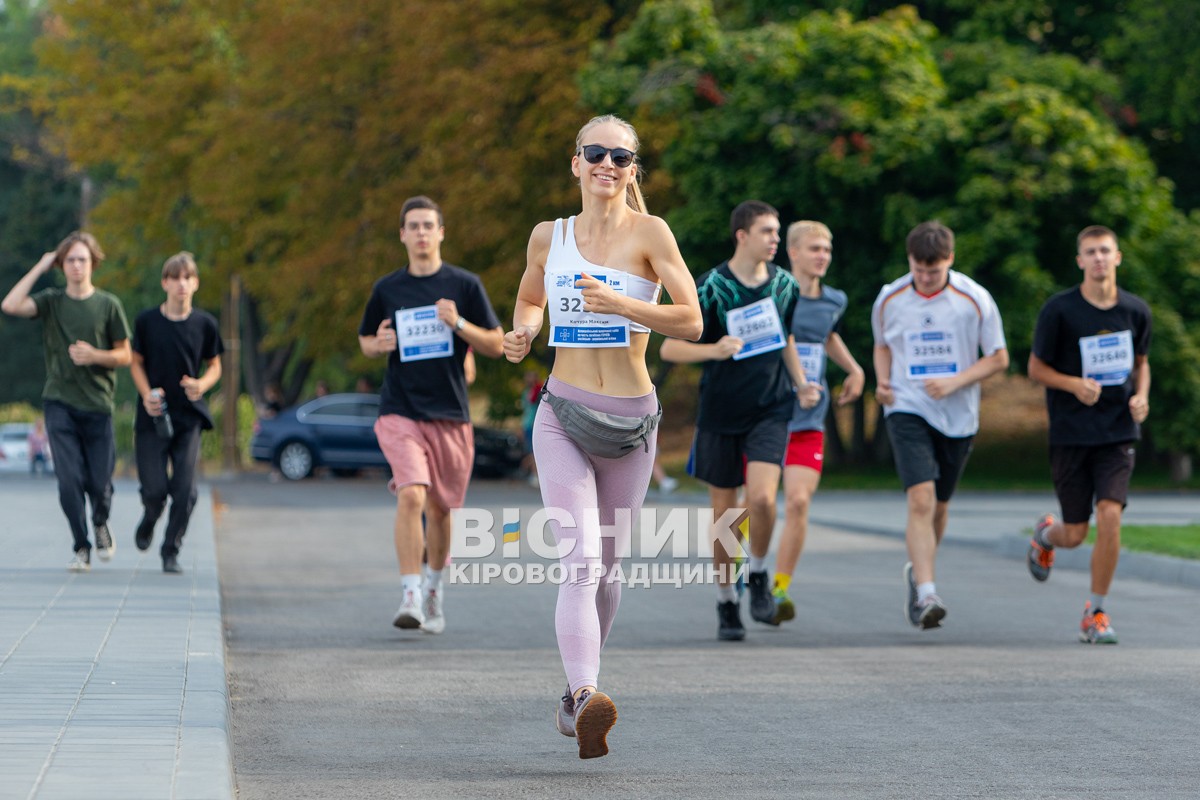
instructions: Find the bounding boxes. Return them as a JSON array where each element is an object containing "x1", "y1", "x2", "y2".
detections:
[{"x1": 540, "y1": 386, "x2": 661, "y2": 459}]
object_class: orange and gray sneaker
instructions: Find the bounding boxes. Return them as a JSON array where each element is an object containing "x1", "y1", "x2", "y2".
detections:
[
  {"x1": 1079, "y1": 602, "x2": 1118, "y2": 645},
  {"x1": 1027, "y1": 514, "x2": 1056, "y2": 582}
]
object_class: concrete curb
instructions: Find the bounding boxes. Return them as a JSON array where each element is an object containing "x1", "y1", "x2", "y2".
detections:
[{"x1": 994, "y1": 535, "x2": 1200, "y2": 590}]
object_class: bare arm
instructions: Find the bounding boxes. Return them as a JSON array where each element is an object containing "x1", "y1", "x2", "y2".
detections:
[
  {"x1": 782, "y1": 334, "x2": 820, "y2": 409},
  {"x1": 503, "y1": 223, "x2": 552, "y2": 363},
  {"x1": 181, "y1": 355, "x2": 222, "y2": 401},
  {"x1": 2, "y1": 253, "x2": 55, "y2": 318},
  {"x1": 925, "y1": 348, "x2": 1009, "y2": 400},
  {"x1": 1028, "y1": 352, "x2": 1101, "y2": 406},
  {"x1": 873, "y1": 344, "x2": 894, "y2": 406},
  {"x1": 359, "y1": 318, "x2": 396, "y2": 359},
  {"x1": 1129, "y1": 354, "x2": 1150, "y2": 423},
  {"x1": 434, "y1": 299, "x2": 504, "y2": 359},
  {"x1": 659, "y1": 336, "x2": 742, "y2": 364},
  {"x1": 825, "y1": 332, "x2": 864, "y2": 405},
  {"x1": 69, "y1": 338, "x2": 131, "y2": 369}
]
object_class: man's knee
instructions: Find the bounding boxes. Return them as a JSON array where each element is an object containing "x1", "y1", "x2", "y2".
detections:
[
  {"x1": 396, "y1": 484, "x2": 427, "y2": 515},
  {"x1": 1060, "y1": 521, "x2": 1090, "y2": 548},
  {"x1": 906, "y1": 483, "x2": 936, "y2": 518},
  {"x1": 784, "y1": 487, "x2": 812, "y2": 519}
]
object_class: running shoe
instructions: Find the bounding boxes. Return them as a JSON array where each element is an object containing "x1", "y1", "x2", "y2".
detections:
[
  {"x1": 392, "y1": 590, "x2": 424, "y2": 629},
  {"x1": 94, "y1": 523, "x2": 114, "y2": 562},
  {"x1": 904, "y1": 562, "x2": 946, "y2": 629},
  {"x1": 162, "y1": 554, "x2": 183, "y2": 574},
  {"x1": 904, "y1": 562, "x2": 919, "y2": 627},
  {"x1": 1027, "y1": 514, "x2": 1056, "y2": 582},
  {"x1": 1079, "y1": 602, "x2": 1118, "y2": 645},
  {"x1": 748, "y1": 571, "x2": 778, "y2": 625},
  {"x1": 67, "y1": 548, "x2": 90, "y2": 573},
  {"x1": 555, "y1": 687, "x2": 576, "y2": 738},
  {"x1": 135, "y1": 516, "x2": 155, "y2": 551},
  {"x1": 420, "y1": 589, "x2": 445, "y2": 634},
  {"x1": 772, "y1": 587, "x2": 795, "y2": 625},
  {"x1": 573, "y1": 689, "x2": 617, "y2": 759},
  {"x1": 717, "y1": 600, "x2": 745, "y2": 641},
  {"x1": 916, "y1": 594, "x2": 947, "y2": 629}
]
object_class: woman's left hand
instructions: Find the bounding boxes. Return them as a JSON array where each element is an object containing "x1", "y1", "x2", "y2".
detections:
[{"x1": 577, "y1": 272, "x2": 627, "y2": 316}]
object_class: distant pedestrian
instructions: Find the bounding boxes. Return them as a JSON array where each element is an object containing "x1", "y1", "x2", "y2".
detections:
[
  {"x1": 872, "y1": 221, "x2": 1008, "y2": 630},
  {"x1": 129, "y1": 252, "x2": 224, "y2": 574},
  {"x1": 28, "y1": 417, "x2": 50, "y2": 476},
  {"x1": 771, "y1": 221, "x2": 864, "y2": 624},
  {"x1": 1, "y1": 232, "x2": 131, "y2": 572},
  {"x1": 359, "y1": 195, "x2": 504, "y2": 635},
  {"x1": 660, "y1": 200, "x2": 810, "y2": 642},
  {"x1": 504, "y1": 114, "x2": 700, "y2": 758},
  {"x1": 1025, "y1": 225, "x2": 1151, "y2": 645}
]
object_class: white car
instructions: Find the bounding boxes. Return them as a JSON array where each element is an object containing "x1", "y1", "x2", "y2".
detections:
[{"x1": 0, "y1": 423, "x2": 52, "y2": 474}]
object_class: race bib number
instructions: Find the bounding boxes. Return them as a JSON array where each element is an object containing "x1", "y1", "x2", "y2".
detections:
[
  {"x1": 795, "y1": 342, "x2": 826, "y2": 384},
  {"x1": 728, "y1": 298, "x2": 786, "y2": 361},
  {"x1": 1080, "y1": 330, "x2": 1134, "y2": 386},
  {"x1": 395, "y1": 305, "x2": 453, "y2": 362},
  {"x1": 547, "y1": 270, "x2": 629, "y2": 347},
  {"x1": 906, "y1": 330, "x2": 958, "y2": 379}
]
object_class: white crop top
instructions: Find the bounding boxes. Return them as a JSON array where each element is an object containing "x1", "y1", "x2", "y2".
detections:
[{"x1": 544, "y1": 216, "x2": 661, "y2": 337}]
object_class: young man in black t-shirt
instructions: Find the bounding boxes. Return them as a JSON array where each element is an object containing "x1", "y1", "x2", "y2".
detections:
[
  {"x1": 1026, "y1": 225, "x2": 1151, "y2": 644},
  {"x1": 661, "y1": 200, "x2": 813, "y2": 641},
  {"x1": 130, "y1": 252, "x2": 224, "y2": 574},
  {"x1": 358, "y1": 195, "x2": 504, "y2": 634}
]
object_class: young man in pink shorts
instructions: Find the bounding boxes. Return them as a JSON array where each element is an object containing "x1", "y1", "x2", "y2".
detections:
[{"x1": 358, "y1": 196, "x2": 504, "y2": 633}]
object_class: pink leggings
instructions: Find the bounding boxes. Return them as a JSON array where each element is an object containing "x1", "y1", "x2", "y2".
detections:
[{"x1": 534, "y1": 376, "x2": 657, "y2": 694}]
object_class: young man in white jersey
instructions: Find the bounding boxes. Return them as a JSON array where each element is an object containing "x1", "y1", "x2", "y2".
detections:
[
  {"x1": 1025, "y1": 225, "x2": 1151, "y2": 645},
  {"x1": 359, "y1": 196, "x2": 505, "y2": 634},
  {"x1": 661, "y1": 200, "x2": 814, "y2": 641},
  {"x1": 872, "y1": 221, "x2": 1008, "y2": 629},
  {"x1": 771, "y1": 221, "x2": 864, "y2": 623}
]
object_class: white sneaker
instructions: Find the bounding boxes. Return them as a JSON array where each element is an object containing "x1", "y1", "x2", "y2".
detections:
[
  {"x1": 659, "y1": 475, "x2": 678, "y2": 494},
  {"x1": 67, "y1": 549, "x2": 91, "y2": 573},
  {"x1": 420, "y1": 589, "x2": 445, "y2": 634},
  {"x1": 392, "y1": 590, "x2": 424, "y2": 629}
]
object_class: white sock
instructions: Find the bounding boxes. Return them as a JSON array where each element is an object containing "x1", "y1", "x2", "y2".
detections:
[
  {"x1": 717, "y1": 584, "x2": 737, "y2": 603},
  {"x1": 748, "y1": 554, "x2": 767, "y2": 574},
  {"x1": 917, "y1": 582, "x2": 937, "y2": 603},
  {"x1": 1090, "y1": 594, "x2": 1106, "y2": 613},
  {"x1": 401, "y1": 574, "x2": 422, "y2": 598},
  {"x1": 425, "y1": 569, "x2": 443, "y2": 594}
]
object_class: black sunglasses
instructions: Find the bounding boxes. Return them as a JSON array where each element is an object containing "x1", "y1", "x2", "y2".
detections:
[{"x1": 579, "y1": 144, "x2": 636, "y2": 168}]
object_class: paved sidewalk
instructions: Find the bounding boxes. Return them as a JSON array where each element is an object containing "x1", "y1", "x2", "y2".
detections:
[{"x1": 0, "y1": 476, "x2": 233, "y2": 800}]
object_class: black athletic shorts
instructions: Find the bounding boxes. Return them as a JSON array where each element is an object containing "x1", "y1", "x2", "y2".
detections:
[
  {"x1": 687, "y1": 417, "x2": 789, "y2": 489},
  {"x1": 885, "y1": 412, "x2": 974, "y2": 502},
  {"x1": 1050, "y1": 442, "x2": 1136, "y2": 524}
]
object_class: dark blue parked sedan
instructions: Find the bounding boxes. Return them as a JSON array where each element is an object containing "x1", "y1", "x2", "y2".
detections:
[{"x1": 250, "y1": 393, "x2": 524, "y2": 481}]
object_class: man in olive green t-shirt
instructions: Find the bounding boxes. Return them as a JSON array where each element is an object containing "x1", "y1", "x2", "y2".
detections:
[{"x1": 2, "y1": 232, "x2": 131, "y2": 572}]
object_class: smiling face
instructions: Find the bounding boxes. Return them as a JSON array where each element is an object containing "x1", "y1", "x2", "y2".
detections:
[
  {"x1": 788, "y1": 232, "x2": 832, "y2": 281},
  {"x1": 572, "y1": 120, "x2": 637, "y2": 200}
]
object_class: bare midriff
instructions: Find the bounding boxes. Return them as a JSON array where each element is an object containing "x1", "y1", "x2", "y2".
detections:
[{"x1": 550, "y1": 334, "x2": 652, "y2": 396}]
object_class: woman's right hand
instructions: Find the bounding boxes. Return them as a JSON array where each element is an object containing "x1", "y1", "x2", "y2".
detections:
[{"x1": 504, "y1": 326, "x2": 535, "y2": 363}]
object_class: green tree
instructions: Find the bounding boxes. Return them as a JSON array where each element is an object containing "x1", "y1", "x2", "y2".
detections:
[
  {"x1": 581, "y1": 0, "x2": 1200, "y2": 468},
  {"x1": 0, "y1": 0, "x2": 84, "y2": 406}
]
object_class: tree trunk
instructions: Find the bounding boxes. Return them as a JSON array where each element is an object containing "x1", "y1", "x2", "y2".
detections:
[{"x1": 1168, "y1": 452, "x2": 1193, "y2": 483}]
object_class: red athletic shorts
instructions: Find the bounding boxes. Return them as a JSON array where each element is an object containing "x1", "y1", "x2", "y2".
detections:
[{"x1": 784, "y1": 430, "x2": 825, "y2": 473}]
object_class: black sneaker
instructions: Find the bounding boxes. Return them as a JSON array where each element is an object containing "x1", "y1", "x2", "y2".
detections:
[
  {"x1": 748, "y1": 570, "x2": 778, "y2": 625},
  {"x1": 717, "y1": 600, "x2": 745, "y2": 641},
  {"x1": 135, "y1": 517, "x2": 155, "y2": 551},
  {"x1": 94, "y1": 523, "x2": 114, "y2": 562},
  {"x1": 162, "y1": 554, "x2": 183, "y2": 574}
]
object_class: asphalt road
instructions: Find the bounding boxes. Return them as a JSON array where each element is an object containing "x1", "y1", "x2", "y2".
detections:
[{"x1": 214, "y1": 475, "x2": 1200, "y2": 800}]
